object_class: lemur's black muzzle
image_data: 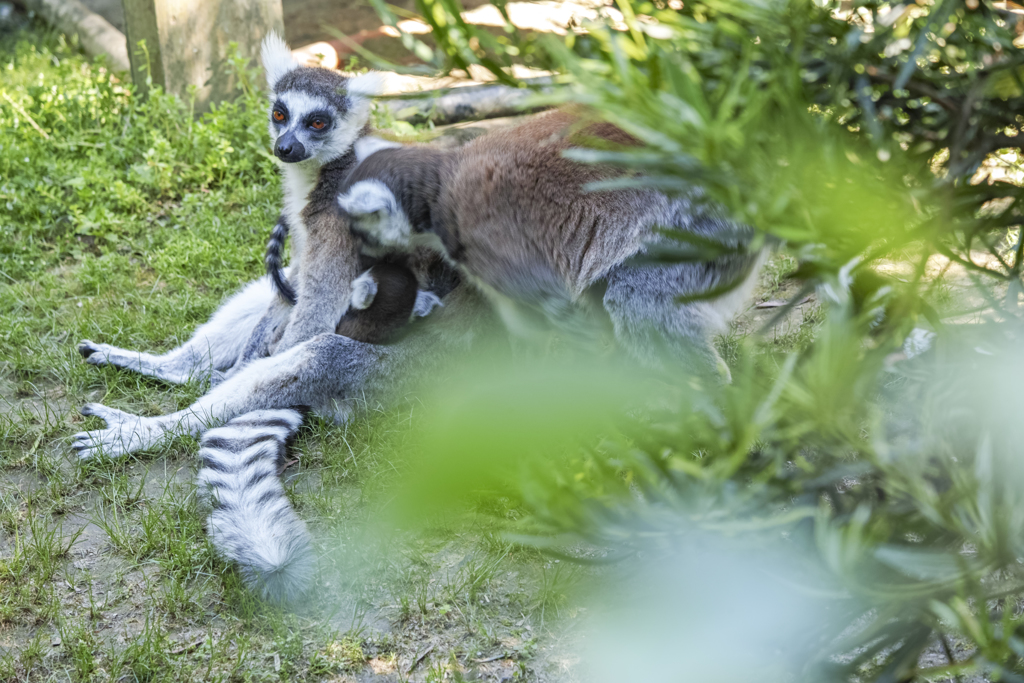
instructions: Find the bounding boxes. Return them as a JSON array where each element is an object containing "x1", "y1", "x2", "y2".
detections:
[{"x1": 274, "y1": 133, "x2": 307, "y2": 163}]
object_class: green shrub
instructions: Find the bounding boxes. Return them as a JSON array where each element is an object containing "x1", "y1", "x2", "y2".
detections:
[{"x1": 379, "y1": 1, "x2": 1024, "y2": 679}]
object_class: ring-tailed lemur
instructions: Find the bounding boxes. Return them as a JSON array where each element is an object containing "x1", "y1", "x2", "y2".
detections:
[
  {"x1": 239, "y1": 32, "x2": 431, "y2": 359},
  {"x1": 73, "y1": 33, "x2": 462, "y2": 603},
  {"x1": 250, "y1": 33, "x2": 447, "y2": 354},
  {"x1": 327, "y1": 110, "x2": 765, "y2": 376}
]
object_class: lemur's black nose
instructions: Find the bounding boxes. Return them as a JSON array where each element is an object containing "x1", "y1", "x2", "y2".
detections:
[{"x1": 274, "y1": 135, "x2": 307, "y2": 163}]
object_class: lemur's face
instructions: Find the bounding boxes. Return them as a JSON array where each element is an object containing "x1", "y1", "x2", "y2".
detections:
[
  {"x1": 261, "y1": 33, "x2": 382, "y2": 166},
  {"x1": 269, "y1": 86, "x2": 348, "y2": 164}
]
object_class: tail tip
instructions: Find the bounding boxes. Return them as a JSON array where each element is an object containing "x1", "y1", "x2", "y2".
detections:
[
  {"x1": 242, "y1": 551, "x2": 316, "y2": 605},
  {"x1": 234, "y1": 526, "x2": 315, "y2": 604}
]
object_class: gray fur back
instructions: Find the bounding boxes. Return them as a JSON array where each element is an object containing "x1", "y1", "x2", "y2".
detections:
[
  {"x1": 601, "y1": 196, "x2": 764, "y2": 372},
  {"x1": 195, "y1": 409, "x2": 313, "y2": 604}
]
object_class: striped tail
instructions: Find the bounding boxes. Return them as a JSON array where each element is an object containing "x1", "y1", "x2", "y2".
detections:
[
  {"x1": 266, "y1": 216, "x2": 297, "y2": 305},
  {"x1": 196, "y1": 409, "x2": 312, "y2": 603}
]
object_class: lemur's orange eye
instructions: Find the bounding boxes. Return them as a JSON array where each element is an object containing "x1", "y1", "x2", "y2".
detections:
[
  {"x1": 310, "y1": 118, "x2": 326, "y2": 130},
  {"x1": 272, "y1": 110, "x2": 285, "y2": 122}
]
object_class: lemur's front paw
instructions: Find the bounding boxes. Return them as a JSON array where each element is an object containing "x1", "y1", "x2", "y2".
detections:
[
  {"x1": 71, "y1": 403, "x2": 160, "y2": 460},
  {"x1": 350, "y1": 270, "x2": 378, "y2": 310}
]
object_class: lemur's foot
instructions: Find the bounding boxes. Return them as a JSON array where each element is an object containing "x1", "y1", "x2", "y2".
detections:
[
  {"x1": 71, "y1": 403, "x2": 164, "y2": 460},
  {"x1": 78, "y1": 340, "x2": 113, "y2": 364},
  {"x1": 350, "y1": 270, "x2": 378, "y2": 310},
  {"x1": 412, "y1": 291, "x2": 443, "y2": 318}
]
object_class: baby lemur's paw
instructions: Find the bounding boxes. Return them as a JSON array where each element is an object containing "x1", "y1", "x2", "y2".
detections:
[
  {"x1": 338, "y1": 180, "x2": 412, "y2": 247},
  {"x1": 412, "y1": 291, "x2": 443, "y2": 319},
  {"x1": 338, "y1": 179, "x2": 398, "y2": 219},
  {"x1": 350, "y1": 270, "x2": 378, "y2": 310}
]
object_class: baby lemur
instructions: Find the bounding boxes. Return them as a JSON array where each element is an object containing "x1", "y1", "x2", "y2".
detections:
[{"x1": 335, "y1": 253, "x2": 449, "y2": 343}]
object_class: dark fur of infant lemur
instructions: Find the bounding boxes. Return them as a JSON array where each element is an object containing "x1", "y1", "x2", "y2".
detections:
[{"x1": 266, "y1": 218, "x2": 444, "y2": 345}]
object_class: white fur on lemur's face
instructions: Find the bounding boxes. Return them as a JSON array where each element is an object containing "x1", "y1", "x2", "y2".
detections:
[{"x1": 260, "y1": 32, "x2": 383, "y2": 166}]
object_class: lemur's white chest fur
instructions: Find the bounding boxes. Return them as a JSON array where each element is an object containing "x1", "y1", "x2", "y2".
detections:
[{"x1": 280, "y1": 162, "x2": 318, "y2": 263}]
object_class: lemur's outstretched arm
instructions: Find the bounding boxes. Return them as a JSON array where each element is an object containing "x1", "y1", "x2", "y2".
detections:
[{"x1": 71, "y1": 284, "x2": 486, "y2": 460}]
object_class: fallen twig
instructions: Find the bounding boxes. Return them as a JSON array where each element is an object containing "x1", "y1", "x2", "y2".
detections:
[
  {"x1": 383, "y1": 78, "x2": 553, "y2": 126},
  {"x1": 2, "y1": 92, "x2": 49, "y2": 139},
  {"x1": 407, "y1": 644, "x2": 435, "y2": 674},
  {"x1": 755, "y1": 295, "x2": 812, "y2": 309},
  {"x1": 473, "y1": 653, "x2": 508, "y2": 663},
  {"x1": 169, "y1": 638, "x2": 206, "y2": 655}
]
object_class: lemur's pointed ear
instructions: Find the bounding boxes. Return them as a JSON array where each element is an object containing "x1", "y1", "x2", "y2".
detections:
[
  {"x1": 261, "y1": 31, "x2": 299, "y2": 91},
  {"x1": 346, "y1": 71, "x2": 386, "y2": 99}
]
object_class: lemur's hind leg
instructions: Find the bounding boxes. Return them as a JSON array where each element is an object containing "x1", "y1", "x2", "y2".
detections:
[
  {"x1": 223, "y1": 295, "x2": 294, "y2": 384},
  {"x1": 602, "y1": 261, "x2": 754, "y2": 381},
  {"x1": 72, "y1": 284, "x2": 487, "y2": 460},
  {"x1": 73, "y1": 334, "x2": 384, "y2": 459},
  {"x1": 78, "y1": 276, "x2": 279, "y2": 385}
]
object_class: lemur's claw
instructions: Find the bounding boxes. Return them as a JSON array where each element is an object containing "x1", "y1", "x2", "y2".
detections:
[
  {"x1": 71, "y1": 404, "x2": 157, "y2": 460},
  {"x1": 80, "y1": 402, "x2": 107, "y2": 419},
  {"x1": 78, "y1": 341, "x2": 116, "y2": 366},
  {"x1": 78, "y1": 340, "x2": 99, "y2": 359}
]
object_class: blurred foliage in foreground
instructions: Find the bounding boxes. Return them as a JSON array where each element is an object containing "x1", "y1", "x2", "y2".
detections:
[{"x1": 368, "y1": 0, "x2": 1024, "y2": 680}]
